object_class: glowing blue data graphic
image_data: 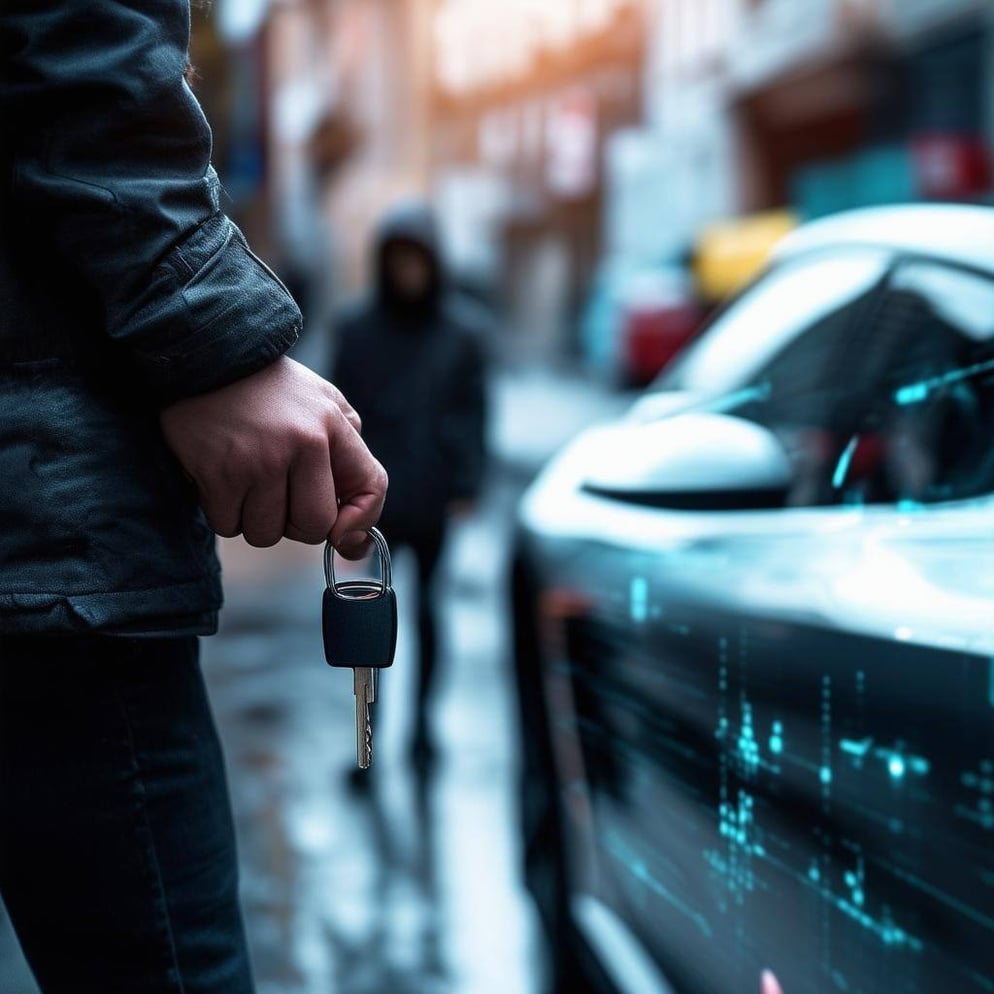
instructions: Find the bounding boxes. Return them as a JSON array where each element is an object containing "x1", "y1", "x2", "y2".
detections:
[{"x1": 560, "y1": 586, "x2": 994, "y2": 994}]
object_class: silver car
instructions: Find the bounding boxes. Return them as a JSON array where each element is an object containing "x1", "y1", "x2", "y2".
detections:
[{"x1": 513, "y1": 204, "x2": 994, "y2": 994}]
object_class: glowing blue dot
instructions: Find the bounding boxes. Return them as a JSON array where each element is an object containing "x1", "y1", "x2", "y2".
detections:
[
  {"x1": 895, "y1": 382, "x2": 929, "y2": 406},
  {"x1": 820, "y1": 766, "x2": 832, "y2": 785},
  {"x1": 808, "y1": 865, "x2": 820, "y2": 883},
  {"x1": 853, "y1": 889, "x2": 864, "y2": 907},
  {"x1": 630, "y1": 577, "x2": 649, "y2": 623},
  {"x1": 888, "y1": 756, "x2": 906, "y2": 779},
  {"x1": 769, "y1": 735, "x2": 783, "y2": 754}
]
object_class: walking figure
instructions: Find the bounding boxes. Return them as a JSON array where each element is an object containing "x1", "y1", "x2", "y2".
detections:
[{"x1": 332, "y1": 202, "x2": 489, "y2": 767}]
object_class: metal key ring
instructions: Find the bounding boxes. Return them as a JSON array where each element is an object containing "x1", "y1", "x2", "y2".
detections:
[{"x1": 324, "y1": 527, "x2": 392, "y2": 597}]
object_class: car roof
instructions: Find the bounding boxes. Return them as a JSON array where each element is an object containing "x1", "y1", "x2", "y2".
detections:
[{"x1": 774, "y1": 204, "x2": 994, "y2": 275}]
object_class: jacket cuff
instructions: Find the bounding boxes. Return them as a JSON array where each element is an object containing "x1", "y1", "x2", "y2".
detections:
[{"x1": 119, "y1": 212, "x2": 301, "y2": 403}]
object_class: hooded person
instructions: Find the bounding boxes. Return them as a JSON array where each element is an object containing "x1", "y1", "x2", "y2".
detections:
[{"x1": 330, "y1": 201, "x2": 490, "y2": 765}]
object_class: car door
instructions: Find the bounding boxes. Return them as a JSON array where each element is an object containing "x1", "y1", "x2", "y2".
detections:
[{"x1": 525, "y1": 252, "x2": 994, "y2": 994}]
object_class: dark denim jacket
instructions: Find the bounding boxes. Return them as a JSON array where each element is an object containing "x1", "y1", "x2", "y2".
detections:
[{"x1": 0, "y1": 1, "x2": 301, "y2": 634}]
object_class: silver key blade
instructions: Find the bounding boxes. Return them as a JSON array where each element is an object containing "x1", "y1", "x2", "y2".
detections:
[{"x1": 353, "y1": 667, "x2": 375, "y2": 769}]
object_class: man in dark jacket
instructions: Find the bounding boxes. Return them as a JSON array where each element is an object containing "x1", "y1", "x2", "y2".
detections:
[
  {"x1": 0, "y1": 3, "x2": 386, "y2": 992},
  {"x1": 332, "y1": 203, "x2": 488, "y2": 766}
]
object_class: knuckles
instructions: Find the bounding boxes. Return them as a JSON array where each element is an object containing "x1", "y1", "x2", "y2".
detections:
[
  {"x1": 296, "y1": 428, "x2": 330, "y2": 456},
  {"x1": 372, "y1": 463, "x2": 389, "y2": 496},
  {"x1": 289, "y1": 505, "x2": 338, "y2": 541},
  {"x1": 288, "y1": 525, "x2": 334, "y2": 546},
  {"x1": 243, "y1": 531, "x2": 283, "y2": 549}
]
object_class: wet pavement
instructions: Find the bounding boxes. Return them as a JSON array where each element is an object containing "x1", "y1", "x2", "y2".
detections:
[
  {"x1": 206, "y1": 472, "x2": 538, "y2": 994},
  {"x1": 0, "y1": 362, "x2": 630, "y2": 994},
  {"x1": 204, "y1": 361, "x2": 629, "y2": 994}
]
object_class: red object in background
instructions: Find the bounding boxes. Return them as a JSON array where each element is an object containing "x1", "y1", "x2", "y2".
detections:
[
  {"x1": 912, "y1": 133, "x2": 992, "y2": 200},
  {"x1": 622, "y1": 298, "x2": 703, "y2": 386}
]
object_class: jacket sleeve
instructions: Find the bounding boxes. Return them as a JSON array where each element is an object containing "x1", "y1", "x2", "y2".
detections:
[{"x1": 2, "y1": 0, "x2": 300, "y2": 402}]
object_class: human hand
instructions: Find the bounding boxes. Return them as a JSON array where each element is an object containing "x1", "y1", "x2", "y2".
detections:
[{"x1": 160, "y1": 357, "x2": 387, "y2": 558}]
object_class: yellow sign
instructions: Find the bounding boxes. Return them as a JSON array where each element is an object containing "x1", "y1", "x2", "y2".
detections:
[{"x1": 694, "y1": 210, "x2": 798, "y2": 302}]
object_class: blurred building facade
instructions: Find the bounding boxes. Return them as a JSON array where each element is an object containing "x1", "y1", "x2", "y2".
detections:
[
  {"x1": 623, "y1": 0, "x2": 994, "y2": 271},
  {"x1": 265, "y1": 0, "x2": 436, "y2": 322},
  {"x1": 430, "y1": 0, "x2": 646, "y2": 357},
  {"x1": 196, "y1": 0, "x2": 994, "y2": 355}
]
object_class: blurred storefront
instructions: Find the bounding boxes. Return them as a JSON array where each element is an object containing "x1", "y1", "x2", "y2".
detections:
[
  {"x1": 579, "y1": 0, "x2": 994, "y2": 378},
  {"x1": 264, "y1": 0, "x2": 436, "y2": 324},
  {"x1": 190, "y1": 2, "x2": 275, "y2": 255},
  {"x1": 430, "y1": 0, "x2": 647, "y2": 359},
  {"x1": 201, "y1": 0, "x2": 649, "y2": 352},
  {"x1": 736, "y1": 0, "x2": 994, "y2": 216},
  {"x1": 631, "y1": 0, "x2": 993, "y2": 249},
  {"x1": 195, "y1": 0, "x2": 994, "y2": 362}
]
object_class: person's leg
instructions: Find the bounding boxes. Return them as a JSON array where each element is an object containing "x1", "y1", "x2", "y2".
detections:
[
  {"x1": 409, "y1": 529, "x2": 446, "y2": 761},
  {"x1": 0, "y1": 635, "x2": 254, "y2": 994}
]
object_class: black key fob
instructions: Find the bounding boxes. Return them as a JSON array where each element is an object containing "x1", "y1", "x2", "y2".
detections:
[{"x1": 322, "y1": 528, "x2": 397, "y2": 670}]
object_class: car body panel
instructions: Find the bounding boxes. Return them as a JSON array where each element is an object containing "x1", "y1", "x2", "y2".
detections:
[{"x1": 515, "y1": 205, "x2": 994, "y2": 994}]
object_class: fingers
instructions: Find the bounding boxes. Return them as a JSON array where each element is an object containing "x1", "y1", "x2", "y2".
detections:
[
  {"x1": 325, "y1": 382, "x2": 362, "y2": 435},
  {"x1": 197, "y1": 479, "x2": 244, "y2": 539},
  {"x1": 241, "y1": 478, "x2": 288, "y2": 548},
  {"x1": 196, "y1": 411, "x2": 383, "y2": 551},
  {"x1": 286, "y1": 433, "x2": 339, "y2": 544},
  {"x1": 243, "y1": 407, "x2": 384, "y2": 554},
  {"x1": 325, "y1": 411, "x2": 388, "y2": 559},
  {"x1": 160, "y1": 358, "x2": 384, "y2": 551},
  {"x1": 332, "y1": 487, "x2": 386, "y2": 559}
]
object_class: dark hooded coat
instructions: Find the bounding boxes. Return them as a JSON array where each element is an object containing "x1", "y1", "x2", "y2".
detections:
[
  {"x1": 330, "y1": 205, "x2": 489, "y2": 539},
  {"x1": 0, "y1": 1, "x2": 301, "y2": 634}
]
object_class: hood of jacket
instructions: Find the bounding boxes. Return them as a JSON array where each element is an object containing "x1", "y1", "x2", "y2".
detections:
[{"x1": 374, "y1": 201, "x2": 444, "y2": 318}]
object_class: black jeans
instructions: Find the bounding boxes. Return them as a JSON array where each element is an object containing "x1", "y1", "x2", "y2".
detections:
[{"x1": 0, "y1": 635, "x2": 254, "y2": 994}]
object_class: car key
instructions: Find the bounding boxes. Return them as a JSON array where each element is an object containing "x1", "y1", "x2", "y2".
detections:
[{"x1": 322, "y1": 528, "x2": 397, "y2": 769}]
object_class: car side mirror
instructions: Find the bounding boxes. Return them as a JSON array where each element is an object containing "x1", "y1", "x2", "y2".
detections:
[{"x1": 581, "y1": 413, "x2": 791, "y2": 511}]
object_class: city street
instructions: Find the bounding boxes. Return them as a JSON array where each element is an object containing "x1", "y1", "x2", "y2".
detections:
[
  {"x1": 0, "y1": 362, "x2": 630, "y2": 994},
  {"x1": 3, "y1": 2, "x2": 992, "y2": 993},
  {"x1": 205, "y1": 360, "x2": 627, "y2": 994}
]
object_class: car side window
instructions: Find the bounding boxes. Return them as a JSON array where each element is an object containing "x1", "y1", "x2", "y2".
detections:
[
  {"x1": 662, "y1": 251, "x2": 891, "y2": 398},
  {"x1": 829, "y1": 261, "x2": 994, "y2": 506},
  {"x1": 674, "y1": 252, "x2": 892, "y2": 507}
]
